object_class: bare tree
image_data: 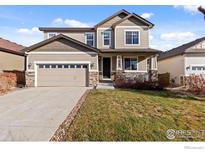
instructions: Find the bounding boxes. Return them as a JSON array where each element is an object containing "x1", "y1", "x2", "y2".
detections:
[{"x1": 198, "y1": 6, "x2": 205, "y2": 19}]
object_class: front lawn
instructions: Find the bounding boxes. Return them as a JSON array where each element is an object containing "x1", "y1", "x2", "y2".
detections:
[{"x1": 66, "y1": 89, "x2": 205, "y2": 141}]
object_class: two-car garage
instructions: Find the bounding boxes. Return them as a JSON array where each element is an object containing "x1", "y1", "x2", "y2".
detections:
[
  {"x1": 25, "y1": 34, "x2": 99, "y2": 87},
  {"x1": 36, "y1": 63, "x2": 89, "y2": 87}
]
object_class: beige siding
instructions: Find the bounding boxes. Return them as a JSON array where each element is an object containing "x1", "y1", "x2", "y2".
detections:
[
  {"x1": 32, "y1": 40, "x2": 91, "y2": 52},
  {"x1": 117, "y1": 17, "x2": 147, "y2": 27},
  {"x1": 138, "y1": 56, "x2": 147, "y2": 70},
  {"x1": 99, "y1": 15, "x2": 123, "y2": 28},
  {"x1": 97, "y1": 29, "x2": 114, "y2": 49},
  {"x1": 158, "y1": 55, "x2": 185, "y2": 85},
  {"x1": 28, "y1": 54, "x2": 98, "y2": 70},
  {"x1": 44, "y1": 32, "x2": 97, "y2": 47},
  {"x1": 115, "y1": 26, "x2": 149, "y2": 49},
  {"x1": 63, "y1": 32, "x2": 85, "y2": 43},
  {"x1": 0, "y1": 51, "x2": 25, "y2": 71}
]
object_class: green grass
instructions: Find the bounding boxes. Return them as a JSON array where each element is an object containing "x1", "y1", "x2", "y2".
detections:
[{"x1": 66, "y1": 89, "x2": 205, "y2": 141}]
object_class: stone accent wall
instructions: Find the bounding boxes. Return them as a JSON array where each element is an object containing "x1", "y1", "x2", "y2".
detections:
[
  {"x1": 25, "y1": 71, "x2": 35, "y2": 87},
  {"x1": 148, "y1": 70, "x2": 158, "y2": 82},
  {"x1": 116, "y1": 71, "x2": 149, "y2": 82},
  {"x1": 89, "y1": 72, "x2": 99, "y2": 87}
]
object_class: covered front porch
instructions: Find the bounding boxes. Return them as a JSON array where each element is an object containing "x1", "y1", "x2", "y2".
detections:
[{"x1": 98, "y1": 50, "x2": 159, "y2": 82}]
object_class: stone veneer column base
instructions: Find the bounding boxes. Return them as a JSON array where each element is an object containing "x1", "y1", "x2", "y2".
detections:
[
  {"x1": 25, "y1": 71, "x2": 35, "y2": 87},
  {"x1": 148, "y1": 70, "x2": 158, "y2": 82},
  {"x1": 116, "y1": 71, "x2": 149, "y2": 82},
  {"x1": 89, "y1": 72, "x2": 99, "y2": 87}
]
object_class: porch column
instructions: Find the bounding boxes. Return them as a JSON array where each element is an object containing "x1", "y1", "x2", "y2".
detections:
[{"x1": 116, "y1": 55, "x2": 122, "y2": 71}]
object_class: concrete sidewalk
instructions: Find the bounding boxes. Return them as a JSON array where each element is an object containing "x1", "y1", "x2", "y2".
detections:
[{"x1": 0, "y1": 87, "x2": 87, "y2": 141}]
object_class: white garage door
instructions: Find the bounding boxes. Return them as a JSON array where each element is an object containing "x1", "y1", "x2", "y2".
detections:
[{"x1": 37, "y1": 64, "x2": 88, "y2": 87}]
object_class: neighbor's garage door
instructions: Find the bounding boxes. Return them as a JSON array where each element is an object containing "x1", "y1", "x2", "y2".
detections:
[{"x1": 37, "y1": 64, "x2": 88, "y2": 87}]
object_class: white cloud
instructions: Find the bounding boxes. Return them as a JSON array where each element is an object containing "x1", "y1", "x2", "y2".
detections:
[
  {"x1": 64, "y1": 19, "x2": 89, "y2": 27},
  {"x1": 141, "y1": 13, "x2": 154, "y2": 19},
  {"x1": 52, "y1": 18, "x2": 64, "y2": 24},
  {"x1": 174, "y1": 5, "x2": 205, "y2": 14},
  {"x1": 160, "y1": 32, "x2": 197, "y2": 41},
  {"x1": 52, "y1": 18, "x2": 91, "y2": 27},
  {"x1": 17, "y1": 27, "x2": 40, "y2": 35}
]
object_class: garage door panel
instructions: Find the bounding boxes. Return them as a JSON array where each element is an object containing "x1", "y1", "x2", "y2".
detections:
[
  {"x1": 38, "y1": 70, "x2": 86, "y2": 76},
  {"x1": 38, "y1": 81, "x2": 85, "y2": 87},
  {"x1": 37, "y1": 64, "x2": 88, "y2": 87}
]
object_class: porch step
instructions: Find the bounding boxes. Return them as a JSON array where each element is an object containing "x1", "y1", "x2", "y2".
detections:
[{"x1": 97, "y1": 81, "x2": 115, "y2": 89}]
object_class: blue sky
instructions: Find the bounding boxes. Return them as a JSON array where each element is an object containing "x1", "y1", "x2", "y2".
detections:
[{"x1": 0, "y1": 5, "x2": 204, "y2": 51}]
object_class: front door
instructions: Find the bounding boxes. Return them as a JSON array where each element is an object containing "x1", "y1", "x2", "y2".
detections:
[{"x1": 103, "y1": 57, "x2": 111, "y2": 79}]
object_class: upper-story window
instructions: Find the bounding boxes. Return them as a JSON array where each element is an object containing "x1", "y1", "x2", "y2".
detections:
[
  {"x1": 125, "y1": 30, "x2": 140, "y2": 45},
  {"x1": 103, "y1": 31, "x2": 111, "y2": 47},
  {"x1": 85, "y1": 33, "x2": 95, "y2": 47},
  {"x1": 48, "y1": 33, "x2": 57, "y2": 38}
]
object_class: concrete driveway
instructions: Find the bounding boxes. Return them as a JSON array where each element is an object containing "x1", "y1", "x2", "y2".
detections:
[{"x1": 0, "y1": 87, "x2": 88, "y2": 141}]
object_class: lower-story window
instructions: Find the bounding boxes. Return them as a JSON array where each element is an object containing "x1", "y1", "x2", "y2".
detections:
[{"x1": 124, "y1": 58, "x2": 138, "y2": 70}]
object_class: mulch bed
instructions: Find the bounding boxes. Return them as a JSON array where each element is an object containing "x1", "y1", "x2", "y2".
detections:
[{"x1": 50, "y1": 89, "x2": 91, "y2": 141}]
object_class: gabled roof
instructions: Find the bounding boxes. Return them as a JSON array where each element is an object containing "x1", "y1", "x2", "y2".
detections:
[
  {"x1": 112, "y1": 13, "x2": 154, "y2": 29},
  {"x1": 158, "y1": 36, "x2": 205, "y2": 61},
  {"x1": 23, "y1": 34, "x2": 99, "y2": 53},
  {"x1": 39, "y1": 27, "x2": 95, "y2": 32},
  {"x1": 94, "y1": 9, "x2": 130, "y2": 29},
  {"x1": 0, "y1": 37, "x2": 25, "y2": 55}
]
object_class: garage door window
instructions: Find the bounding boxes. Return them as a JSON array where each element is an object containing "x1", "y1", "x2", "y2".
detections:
[
  {"x1": 76, "y1": 65, "x2": 81, "y2": 68},
  {"x1": 39, "y1": 64, "x2": 44, "y2": 68},
  {"x1": 38, "y1": 64, "x2": 88, "y2": 69},
  {"x1": 83, "y1": 65, "x2": 87, "y2": 68},
  {"x1": 70, "y1": 65, "x2": 75, "y2": 68},
  {"x1": 57, "y1": 64, "x2": 63, "y2": 68},
  {"x1": 45, "y1": 64, "x2": 50, "y2": 68},
  {"x1": 51, "y1": 65, "x2": 56, "y2": 68},
  {"x1": 63, "y1": 65, "x2": 69, "y2": 68}
]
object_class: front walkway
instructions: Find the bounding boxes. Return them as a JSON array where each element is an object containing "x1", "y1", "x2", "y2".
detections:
[{"x1": 0, "y1": 87, "x2": 88, "y2": 141}]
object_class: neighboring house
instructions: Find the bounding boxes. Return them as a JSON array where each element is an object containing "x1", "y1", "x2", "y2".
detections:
[
  {"x1": 0, "y1": 38, "x2": 25, "y2": 71},
  {"x1": 23, "y1": 9, "x2": 160, "y2": 87},
  {"x1": 158, "y1": 36, "x2": 205, "y2": 85}
]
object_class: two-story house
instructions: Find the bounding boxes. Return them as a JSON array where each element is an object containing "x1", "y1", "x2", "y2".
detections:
[{"x1": 24, "y1": 9, "x2": 160, "y2": 87}]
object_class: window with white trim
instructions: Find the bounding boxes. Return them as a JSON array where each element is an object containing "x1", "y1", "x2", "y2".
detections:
[
  {"x1": 125, "y1": 31, "x2": 139, "y2": 45},
  {"x1": 103, "y1": 31, "x2": 111, "y2": 46},
  {"x1": 48, "y1": 33, "x2": 57, "y2": 38},
  {"x1": 124, "y1": 58, "x2": 138, "y2": 70},
  {"x1": 85, "y1": 33, "x2": 95, "y2": 47}
]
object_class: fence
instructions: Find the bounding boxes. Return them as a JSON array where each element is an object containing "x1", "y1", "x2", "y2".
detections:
[
  {"x1": 158, "y1": 72, "x2": 170, "y2": 87},
  {"x1": 3, "y1": 70, "x2": 25, "y2": 85}
]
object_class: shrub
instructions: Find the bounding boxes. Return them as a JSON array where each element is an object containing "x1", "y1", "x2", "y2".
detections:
[
  {"x1": 0, "y1": 73, "x2": 17, "y2": 94},
  {"x1": 184, "y1": 75, "x2": 205, "y2": 94},
  {"x1": 114, "y1": 75, "x2": 164, "y2": 90}
]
